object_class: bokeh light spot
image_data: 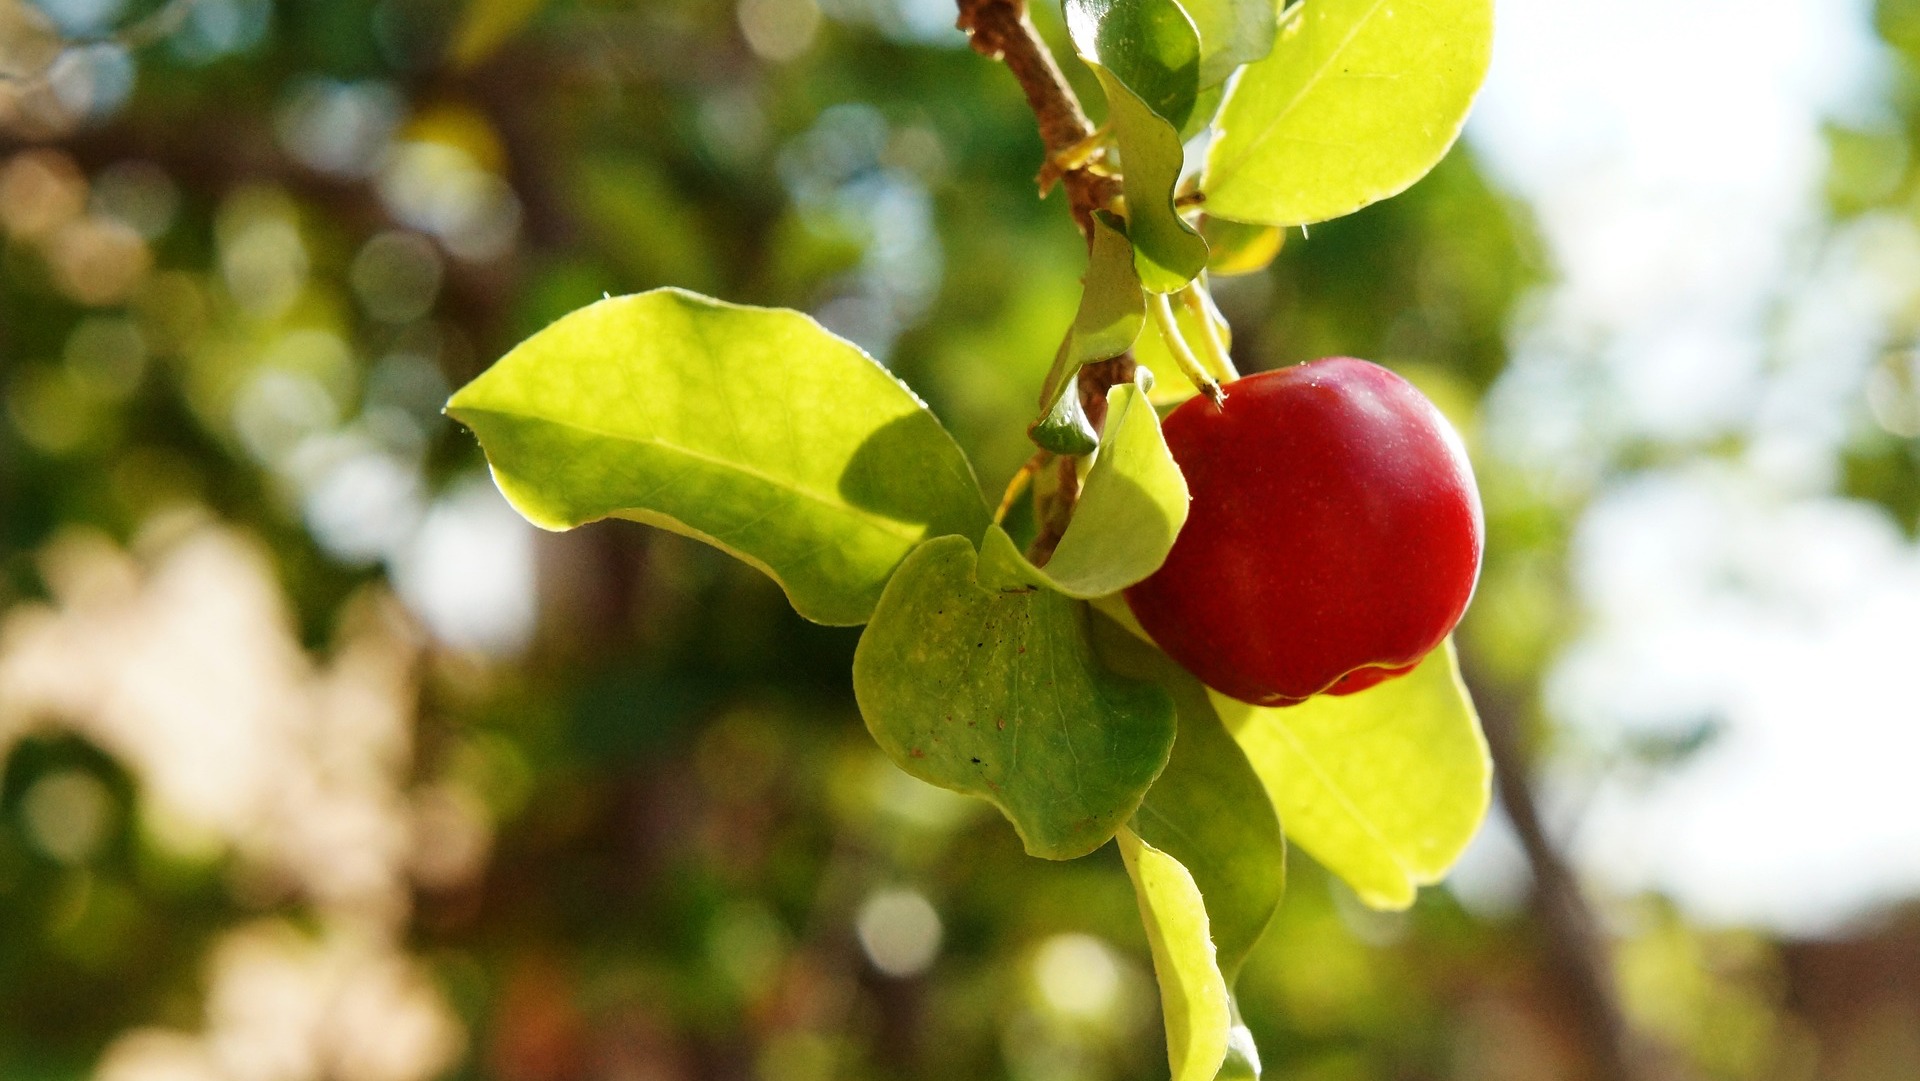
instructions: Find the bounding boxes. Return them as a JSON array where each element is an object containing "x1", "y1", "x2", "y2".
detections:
[
  {"x1": 1032, "y1": 933, "x2": 1121, "y2": 1021},
  {"x1": 21, "y1": 769, "x2": 113, "y2": 864},
  {"x1": 738, "y1": 0, "x2": 822, "y2": 63},
  {"x1": 855, "y1": 887, "x2": 942, "y2": 977}
]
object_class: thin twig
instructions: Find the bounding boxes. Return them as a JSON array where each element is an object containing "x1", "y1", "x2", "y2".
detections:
[{"x1": 955, "y1": 0, "x2": 1121, "y2": 241}]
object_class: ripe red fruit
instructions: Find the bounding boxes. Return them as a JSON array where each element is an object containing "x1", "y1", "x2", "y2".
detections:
[{"x1": 1124, "y1": 358, "x2": 1483, "y2": 707}]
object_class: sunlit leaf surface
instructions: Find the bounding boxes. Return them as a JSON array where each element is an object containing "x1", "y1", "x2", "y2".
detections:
[
  {"x1": 448, "y1": 288, "x2": 989, "y2": 626},
  {"x1": 1118, "y1": 827, "x2": 1233, "y2": 1081},
  {"x1": 1066, "y1": 0, "x2": 1203, "y2": 129},
  {"x1": 1097, "y1": 69, "x2": 1211, "y2": 293},
  {"x1": 1201, "y1": 216, "x2": 1285, "y2": 276},
  {"x1": 1038, "y1": 211, "x2": 1146, "y2": 417},
  {"x1": 1212, "y1": 639, "x2": 1490, "y2": 909},
  {"x1": 1066, "y1": 0, "x2": 1210, "y2": 293},
  {"x1": 1029, "y1": 379, "x2": 1189, "y2": 598},
  {"x1": 1203, "y1": 0, "x2": 1494, "y2": 225}
]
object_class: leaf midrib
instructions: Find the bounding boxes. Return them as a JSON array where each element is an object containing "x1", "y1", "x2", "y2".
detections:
[
  {"x1": 455, "y1": 403, "x2": 930, "y2": 542},
  {"x1": 1263, "y1": 714, "x2": 1418, "y2": 889}
]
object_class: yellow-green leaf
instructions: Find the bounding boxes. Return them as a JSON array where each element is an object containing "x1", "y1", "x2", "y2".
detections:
[
  {"x1": 1032, "y1": 378, "x2": 1189, "y2": 598},
  {"x1": 1201, "y1": 216, "x2": 1285, "y2": 277},
  {"x1": 1092, "y1": 611, "x2": 1282, "y2": 981},
  {"x1": 1038, "y1": 211, "x2": 1147, "y2": 419},
  {"x1": 1097, "y1": 65, "x2": 1211, "y2": 293},
  {"x1": 1211, "y1": 639, "x2": 1490, "y2": 909},
  {"x1": 1119, "y1": 827, "x2": 1233, "y2": 1081},
  {"x1": 447, "y1": 289, "x2": 989, "y2": 627},
  {"x1": 1202, "y1": 0, "x2": 1495, "y2": 226}
]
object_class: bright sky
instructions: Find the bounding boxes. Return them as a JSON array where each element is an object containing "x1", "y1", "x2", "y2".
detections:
[{"x1": 1461, "y1": 0, "x2": 1920, "y2": 932}]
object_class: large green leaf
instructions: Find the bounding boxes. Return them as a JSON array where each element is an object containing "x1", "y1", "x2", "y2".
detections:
[
  {"x1": 852, "y1": 532, "x2": 1176, "y2": 859},
  {"x1": 1065, "y1": 0, "x2": 1203, "y2": 130},
  {"x1": 1201, "y1": 0, "x2": 1495, "y2": 226},
  {"x1": 1211, "y1": 639, "x2": 1490, "y2": 909},
  {"x1": 1177, "y1": 0, "x2": 1280, "y2": 87},
  {"x1": 447, "y1": 289, "x2": 989, "y2": 627},
  {"x1": 1038, "y1": 211, "x2": 1147, "y2": 419},
  {"x1": 1094, "y1": 616, "x2": 1282, "y2": 981},
  {"x1": 1024, "y1": 378, "x2": 1189, "y2": 598},
  {"x1": 1118, "y1": 827, "x2": 1233, "y2": 1081}
]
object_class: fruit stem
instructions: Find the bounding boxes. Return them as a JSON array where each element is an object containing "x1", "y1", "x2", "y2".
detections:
[
  {"x1": 1180, "y1": 283, "x2": 1239, "y2": 383},
  {"x1": 995, "y1": 450, "x2": 1050, "y2": 525},
  {"x1": 1149, "y1": 292, "x2": 1225, "y2": 407}
]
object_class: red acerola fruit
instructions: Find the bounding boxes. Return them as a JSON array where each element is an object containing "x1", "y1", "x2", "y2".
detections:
[{"x1": 1123, "y1": 358, "x2": 1484, "y2": 707}]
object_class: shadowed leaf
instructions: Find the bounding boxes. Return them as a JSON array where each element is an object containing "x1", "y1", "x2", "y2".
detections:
[{"x1": 853, "y1": 531, "x2": 1176, "y2": 859}]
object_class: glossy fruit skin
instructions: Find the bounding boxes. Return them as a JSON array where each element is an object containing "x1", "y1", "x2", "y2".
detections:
[{"x1": 1124, "y1": 358, "x2": 1483, "y2": 707}]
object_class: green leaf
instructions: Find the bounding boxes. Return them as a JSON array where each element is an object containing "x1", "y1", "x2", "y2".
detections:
[
  {"x1": 1065, "y1": 0, "x2": 1209, "y2": 293},
  {"x1": 1038, "y1": 211, "x2": 1147, "y2": 417},
  {"x1": 1027, "y1": 378, "x2": 1189, "y2": 597},
  {"x1": 1183, "y1": 80, "x2": 1228, "y2": 141},
  {"x1": 1095, "y1": 68, "x2": 1211, "y2": 293},
  {"x1": 1211, "y1": 639, "x2": 1490, "y2": 909},
  {"x1": 1201, "y1": 0, "x2": 1495, "y2": 226},
  {"x1": 1065, "y1": 0, "x2": 1203, "y2": 130},
  {"x1": 1093, "y1": 615, "x2": 1282, "y2": 981},
  {"x1": 852, "y1": 532, "x2": 1176, "y2": 859},
  {"x1": 1118, "y1": 827, "x2": 1233, "y2": 1081},
  {"x1": 446, "y1": 289, "x2": 989, "y2": 627},
  {"x1": 1177, "y1": 0, "x2": 1280, "y2": 87},
  {"x1": 1201, "y1": 216, "x2": 1285, "y2": 277},
  {"x1": 1030, "y1": 370, "x2": 1102, "y2": 456}
]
